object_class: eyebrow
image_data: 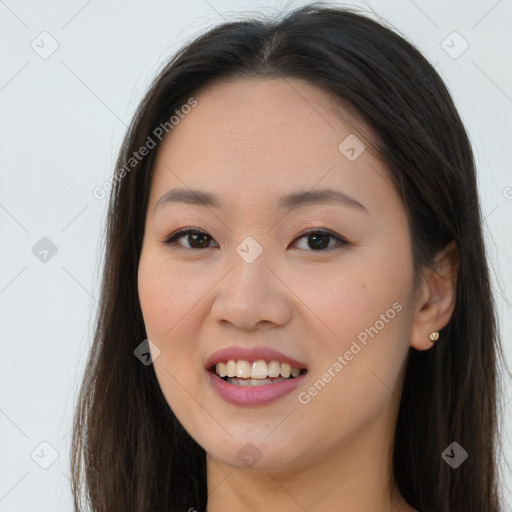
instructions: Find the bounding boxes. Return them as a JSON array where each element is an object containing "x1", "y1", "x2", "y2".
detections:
[{"x1": 154, "y1": 188, "x2": 367, "y2": 213}]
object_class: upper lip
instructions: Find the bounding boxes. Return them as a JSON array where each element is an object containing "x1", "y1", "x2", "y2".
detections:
[{"x1": 205, "y1": 345, "x2": 308, "y2": 371}]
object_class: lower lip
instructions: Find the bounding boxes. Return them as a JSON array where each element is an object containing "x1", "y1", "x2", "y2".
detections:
[{"x1": 206, "y1": 370, "x2": 307, "y2": 406}]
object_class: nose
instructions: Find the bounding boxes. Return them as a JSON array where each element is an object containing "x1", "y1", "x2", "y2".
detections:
[{"x1": 209, "y1": 251, "x2": 292, "y2": 331}]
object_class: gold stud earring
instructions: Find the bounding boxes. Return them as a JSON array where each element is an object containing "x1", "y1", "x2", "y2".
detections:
[{"x1": 429, "y1": 331, "x2": 439, "y2": 342}]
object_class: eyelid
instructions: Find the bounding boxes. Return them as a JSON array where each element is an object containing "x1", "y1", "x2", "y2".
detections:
[
  {"x1": 162, "y1": 227, "x2": 217, "y2": 248},
  {"x1": 290, "y1": 228, "x2": 349, "y2": 249},
  {"x1": 162, "y1": 227, "x2": 349, "y2": 251}
]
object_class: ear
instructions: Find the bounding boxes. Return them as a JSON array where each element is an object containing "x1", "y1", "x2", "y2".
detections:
[{"x1": 410, "y1": 240, "x2": 459, "y2": 351}]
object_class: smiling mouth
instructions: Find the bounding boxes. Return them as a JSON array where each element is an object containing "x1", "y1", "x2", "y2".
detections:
[{"x1": 208, "y1": 360, "x2": 308, "y2": 387}]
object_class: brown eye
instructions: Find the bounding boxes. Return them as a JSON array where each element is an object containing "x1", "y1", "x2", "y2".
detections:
[
  {"x1": 292, "y1": 229, "x2": 348, "y2": 251},
  {"x1": 162, "y1": 227, "x2": 349, "y2": 252},
  {"x1": 163, "y1": 228, "x2": 217, "y2": 249}
]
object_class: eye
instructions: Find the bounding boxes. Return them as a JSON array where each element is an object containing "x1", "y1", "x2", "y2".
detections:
[
  {"x1": 162, "y1": 227, "x2": 349, "y2": 251},
  {"x1": 292, "y1": 228, "x2": 349, "y2": 251},
  {"x1": 162, "y1": 227, "x2": 217, "y2": 249}
]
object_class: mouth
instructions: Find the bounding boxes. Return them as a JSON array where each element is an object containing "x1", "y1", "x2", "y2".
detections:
[{"x1": 207, "y1": 359, "x2": 308, "y2": 387}]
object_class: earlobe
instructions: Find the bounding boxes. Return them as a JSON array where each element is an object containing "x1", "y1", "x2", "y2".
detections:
[{"x1": 409, "y1": 240, "x2": 459, "y2": 351}]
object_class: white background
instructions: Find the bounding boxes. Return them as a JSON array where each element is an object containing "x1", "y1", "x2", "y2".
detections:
[{"x1": 0, "y1": 1, "x2": 511, "y2": 510}]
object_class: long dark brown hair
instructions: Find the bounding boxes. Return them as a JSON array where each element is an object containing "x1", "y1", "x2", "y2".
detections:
[{"x1": 70, "y1": 3, "x2": 509, "y2": 511}]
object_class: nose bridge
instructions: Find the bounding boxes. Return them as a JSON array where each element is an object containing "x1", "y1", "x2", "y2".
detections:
[{"x1": 229, "y1": 233, "x2": 275, "y2": 298}]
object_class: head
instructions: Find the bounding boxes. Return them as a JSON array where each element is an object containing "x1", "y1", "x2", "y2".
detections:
[{"x1": 72, "y1": 4, "x2": 506, "y2": 512}]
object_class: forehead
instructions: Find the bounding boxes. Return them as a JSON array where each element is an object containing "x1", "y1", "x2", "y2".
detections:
[{"x1": 148, "y1": 77, "x2": 395, "y2": 215}]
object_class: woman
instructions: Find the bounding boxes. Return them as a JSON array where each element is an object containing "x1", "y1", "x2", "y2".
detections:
[{"x1": 71, "y1": 3, "x2": 508, "y2": 511}]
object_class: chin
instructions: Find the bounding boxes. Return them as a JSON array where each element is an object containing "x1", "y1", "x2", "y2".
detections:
[{"x1": 202, "y1": 435, "x2": 305, "y2": 472}]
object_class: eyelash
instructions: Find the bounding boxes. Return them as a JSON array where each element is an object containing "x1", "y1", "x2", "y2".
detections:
[{"x1": 161, "y1": 227, "x2": 349, "y2": 252}]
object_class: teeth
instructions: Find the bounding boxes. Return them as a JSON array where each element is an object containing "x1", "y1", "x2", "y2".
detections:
[
  {"x1": 236, "y1": 360, "x2": 251, "y2": 378},
  {"x1": 226, "y1": 360, "x2": 236, "y2": 378},
  {"x1": 214, "y1": 359, "x2": 304, "y2": 380},
  {"x1": 250, "y1": 360, "x2": 268, "y2": 379},
  {"x1": 227, "y1": 377, "x2": 288, "y2": 386},
  {"x1": 280, "y1": 363, "x2": 291, "y2": 378},
  {"x1": 217, "y1": 362, "x2": 227, "y2": 377},
  {"x1": 267, "y1": 360, "x2": 281, "y2": 378}
]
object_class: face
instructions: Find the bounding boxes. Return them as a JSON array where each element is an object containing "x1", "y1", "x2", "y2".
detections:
[{"x1": 137, "y1": 77, "x2": 417, "y2": 472}]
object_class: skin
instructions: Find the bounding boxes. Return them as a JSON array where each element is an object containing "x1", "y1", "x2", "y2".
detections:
[{"x1": 137, "y1": 77, "x2": 459, "y2": 512}]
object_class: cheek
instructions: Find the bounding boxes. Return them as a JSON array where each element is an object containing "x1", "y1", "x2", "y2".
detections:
[
  {"x1": 304, "y1": 246, "x2": 413, "y2": 385},
  {"x1": 303, "y1": 266, "x2": 405, "y2": 349},
  {"x1": 137, "y1": 253, "x2": 201, "y2": 381},
  {"x1": 295, "y1": 277, "x2": 409, "y2": 450},
  {"x1": 138, "y1": 253, "x2": 202, "y2": 341},
  {"x1": 138, "y1": 254, "x2": 207, "y2": 420}
]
